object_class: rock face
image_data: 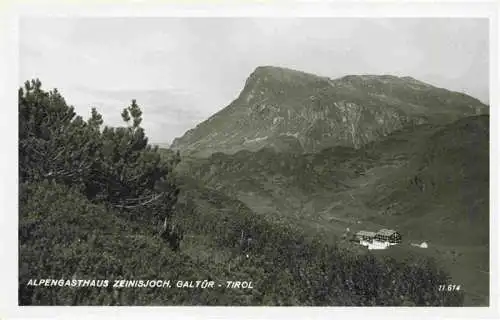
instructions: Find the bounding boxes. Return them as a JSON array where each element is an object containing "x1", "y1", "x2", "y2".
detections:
[{"x1": 171, "y1": 66, "x2": 488, "y2": 157}]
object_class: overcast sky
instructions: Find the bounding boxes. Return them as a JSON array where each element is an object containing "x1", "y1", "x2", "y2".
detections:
[{"x1": 19, "y1": 18, "x2": 489, "y2": 144}]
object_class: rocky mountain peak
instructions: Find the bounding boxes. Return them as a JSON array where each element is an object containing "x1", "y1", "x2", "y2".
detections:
[
  {"x1": 239, "y1": 66, "x2": 330, "y2": 100},
  {"x1": 170, "y1": 66, "x2": 488, "y2": 157},
  {"x1": 250, "y1": 65, "x2": 326, "y2": 82}
]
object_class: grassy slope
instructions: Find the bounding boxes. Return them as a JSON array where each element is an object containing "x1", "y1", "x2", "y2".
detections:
[
  {"x1": 19, "y1": 177, "x2": 464, "y2": 306},
  {"x1": 21, "y1": 117, "x2": 486, "y2": 306},
  {"x1": 173, "y1": 115, "x2": 489, "y2": 306},
  {"x1": 19, "y1": 180, "x2": 299, "y2": 306},
  {"x1": 364, "y1": 115, "x2": 489, "y2": 305},
  {"x1": 19, "y1": 182, "x2": 233, "y2": 306}
]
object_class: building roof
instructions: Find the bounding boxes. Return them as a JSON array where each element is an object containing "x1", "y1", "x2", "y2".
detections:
[
  {"x1": 376, "y1": 229, "x2": 398, "y2": 236},
  {"x1": 356, "y1": 231, "x2": 376, "y2": 237}
]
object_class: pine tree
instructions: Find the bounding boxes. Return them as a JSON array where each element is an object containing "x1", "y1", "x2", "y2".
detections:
[{"x1": 18, "y1": 79, "x2": 180, "y2": 225}]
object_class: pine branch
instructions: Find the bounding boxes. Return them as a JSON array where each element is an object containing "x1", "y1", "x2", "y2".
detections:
[{"x1": 111, "y1": 192, "x2": 165, "y2": 209}]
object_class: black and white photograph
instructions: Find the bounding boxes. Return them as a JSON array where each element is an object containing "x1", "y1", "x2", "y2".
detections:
[{"x1": 4, "y1": 1, "x2": 498, "y2": 317}]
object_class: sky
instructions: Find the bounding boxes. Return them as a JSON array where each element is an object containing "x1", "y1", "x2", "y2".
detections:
[{"x1": 19, "y1": 17, "x2": 489, "y2": 145}]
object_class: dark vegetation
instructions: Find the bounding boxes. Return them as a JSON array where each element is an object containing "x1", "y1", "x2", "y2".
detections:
[
  {"x1": 19, "y1": 79, "x2": 465, "y2": 305},
  {"x1": 177, "y1": 115, "x2": 489, "y2": 305},
  {"x1": 365, "y1": 115, "x2": 489, "y2": 246},
  {"x1": 180, "y1": 114, "x2": 489, "y2": 247}
]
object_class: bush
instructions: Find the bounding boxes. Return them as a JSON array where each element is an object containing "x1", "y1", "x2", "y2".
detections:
[{"x1": 19, "y1": 79, "x2": 180, "y2": 226}]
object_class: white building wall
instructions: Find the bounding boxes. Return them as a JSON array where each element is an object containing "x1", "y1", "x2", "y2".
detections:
[{"x1": 368, "y1": 240, "x2": 389, "y2": 250}]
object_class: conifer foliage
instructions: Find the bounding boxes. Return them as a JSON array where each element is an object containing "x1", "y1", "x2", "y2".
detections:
[{"x1": 19, "y1": 79, "x2": 180, "y2": 231}]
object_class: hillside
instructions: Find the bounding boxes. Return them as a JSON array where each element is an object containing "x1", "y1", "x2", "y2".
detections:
[
  {"x1": 365, "y1": 115, "x2": 489, "y2": 245},
  {"x1": 175, "y1": 115, "x2": 489, "y2": 305},
  {"x1": 19, "y1": 179, "x2": 464, "y2": 306},
  {"x1": 176, "y1": 115, "x2": 488, "y2": 243},
  {"x1": 18, "y1": 79, "x2": 466, "y2": 307},
  {"x1": 171, "y1": 66, "x2": 488, "y2": 157}
]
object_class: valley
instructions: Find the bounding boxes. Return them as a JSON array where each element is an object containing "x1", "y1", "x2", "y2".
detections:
[
  {"x1": 18, "y1": 66, "x2": 489, "y2": 306},
  {"x1": 167, "y1": 67, "x2": 489, "y2": 306}
]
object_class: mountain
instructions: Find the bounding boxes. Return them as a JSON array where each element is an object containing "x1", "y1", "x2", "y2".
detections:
[
  {"x1": 177, "y1": 114, "x2": 488, "y2": 244},
  {"x1": 170, "y1": 66, "x2": 488, "y2": 157},
  {"x1": 175, "y1": 114, "x2": 489, "y2": 305},
  {"x1": 17, "y1": 78, "x2": 475, "y2": 307}
]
